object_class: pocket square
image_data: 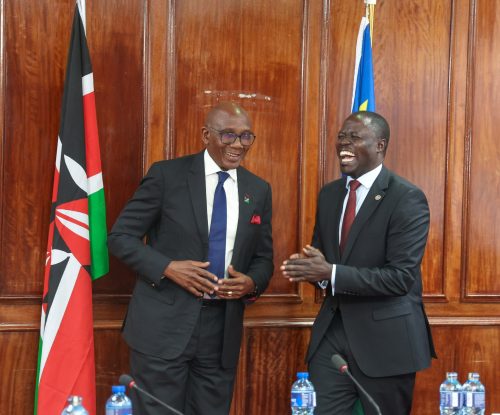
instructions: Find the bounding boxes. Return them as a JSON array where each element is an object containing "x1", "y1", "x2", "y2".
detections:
[{"x1": 250, "y1": 214, "x2": 261, "y2": 224}]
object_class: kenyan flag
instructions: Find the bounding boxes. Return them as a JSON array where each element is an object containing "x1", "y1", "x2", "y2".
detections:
[{"x1": 35, "y1": 3, "x2": 108, "y2": 414}]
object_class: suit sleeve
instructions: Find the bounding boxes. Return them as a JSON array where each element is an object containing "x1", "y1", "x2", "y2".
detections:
[
  {"x1": 311, "y1": 190, "x2": 324, "y2": 252},
  {"x1": 107, "y1": 163, "x2": 171, "y2": 285},
  {"x1": 245, "y1": 183, "x2": 274, "y2": 296},
  {"x1": 311, "y1": 190, "x2": 329, "y2": 289},
  {"x1": 335, "y1": 187, "x2": 430, "y2": 296}
]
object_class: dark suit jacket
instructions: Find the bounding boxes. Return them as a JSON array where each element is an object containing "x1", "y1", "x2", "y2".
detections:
[
  {"x1": 307, "y1": 166, "x2": 436, "y2": 377},
  {"x1": 108, "y1": 151, "x2": 273, "y2": 368}
]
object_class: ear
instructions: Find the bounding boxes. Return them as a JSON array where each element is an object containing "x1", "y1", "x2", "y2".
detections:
[
  {"x1": 376, "y1": 138, "x2": 386, "y2": 153},
  {"x1": 201, "y1": 127, "x2": 210, "y2": 145}
]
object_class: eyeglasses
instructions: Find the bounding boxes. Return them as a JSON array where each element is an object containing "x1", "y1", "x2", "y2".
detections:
[{"x1": 207, "y1": 127, "x2": 256, "y2": 146}]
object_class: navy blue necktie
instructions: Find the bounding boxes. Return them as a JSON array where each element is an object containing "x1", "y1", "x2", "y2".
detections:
[{"x1": 207, "y1": 171, "x2": 230, "y2": 281}]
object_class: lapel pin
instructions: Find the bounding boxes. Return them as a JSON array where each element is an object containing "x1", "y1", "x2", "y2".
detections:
[
  {"x1": 244, "y1": 194, "x2": 251, "y2": 204},
  {"x1": 375, "y1": 195, "x2": 382, "y2": 201}
]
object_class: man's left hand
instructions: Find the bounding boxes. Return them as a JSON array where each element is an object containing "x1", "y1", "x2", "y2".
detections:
[
  {"x1": 217, "y1": 265, "x2": 256, "y2": 299},
  {"x1": 281, "y1": 245, "x2": 333, "y2": 283}
]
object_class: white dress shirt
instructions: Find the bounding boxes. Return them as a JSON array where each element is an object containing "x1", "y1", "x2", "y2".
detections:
[
  {"x1": 322, "y1": 163, "x2": 383, "y2": 294},
  {"x1": 204, "y1": 150, "x2": 239, "y2": 279}
]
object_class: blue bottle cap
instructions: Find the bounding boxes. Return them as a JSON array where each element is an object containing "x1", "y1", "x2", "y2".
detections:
[
  {"x1": 112, "y1": 385, "x2": 126, "y2": 394},
  {"x1": 297, "y1": 372, "x2": 309, "y2": 379}
]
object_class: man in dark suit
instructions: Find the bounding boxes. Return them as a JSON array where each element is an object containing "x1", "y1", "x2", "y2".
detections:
[
  {"x1": 281, "y1": 111, "x2": 435, "y2": 415},
  {"x1": 108, "y1": 102, "x2": 273, "y2": 414}
]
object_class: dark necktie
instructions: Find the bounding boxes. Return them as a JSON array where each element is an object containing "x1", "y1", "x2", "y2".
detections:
[
  {"x1": 340, "y1": 179, "x2": 361, "y2": 254},
  {"x1": 207, "y1": 171, "x2": 230, "y2": 280}
]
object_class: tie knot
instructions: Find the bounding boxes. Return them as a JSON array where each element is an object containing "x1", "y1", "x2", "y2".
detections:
[
  {"x1": 217, "y1": 171, "x2": 230, "y2": 184},
  {"x1": 349, "y1": 179, "x2": 361, "y2": 191}
]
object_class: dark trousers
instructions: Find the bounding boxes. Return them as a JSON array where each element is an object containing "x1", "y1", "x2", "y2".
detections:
[
  {"x1": 308, "y1": 311, "x2": 416, "y2": 415},
  {"x1": 129, "y1": 303, "x2": 236, "y2": 415}
]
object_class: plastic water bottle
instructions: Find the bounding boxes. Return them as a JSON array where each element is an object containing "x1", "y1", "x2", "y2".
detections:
[
  {"x1": 291, "y1": 372, "x2": 316, "y2": 414},
  {"x1": 462, "y1": 372, "x2": 485, "y2": 415},
  {"x1": 105, "y1": 385, "x2": 133, "y2": 415},
  {"x1": 439, "y1": 372, "x2": 463, "y2": 414},
  {"x1": 61, "y1": 396, "x2": 89, "y2": 415}
]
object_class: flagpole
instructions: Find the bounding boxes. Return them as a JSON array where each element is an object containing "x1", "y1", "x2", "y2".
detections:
[
  {"x1": 76, "y1": 0, "x2": 86, "y2": 33},
  {"x1": 352, "y1": 1, "x2": 376, "y2": 113},
  {"x1": 364, "y1": 0, "x2": 376, "y2": 45}
]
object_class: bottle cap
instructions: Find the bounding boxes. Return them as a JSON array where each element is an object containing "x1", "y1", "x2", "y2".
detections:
[
  {"x1": 67, "y1": 395, "x2": 83, "y2": 405},
  {"x1": 297, "y1": 372, "x2": 309, "y2": 379},
  {"x1": 112, "y1": 385, "x2": 126, "y2": 393}
]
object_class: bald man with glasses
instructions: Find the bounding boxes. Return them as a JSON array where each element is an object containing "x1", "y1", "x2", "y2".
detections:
[{"x1": 109, "y1": 102, "x2": 273, "y2": 414}]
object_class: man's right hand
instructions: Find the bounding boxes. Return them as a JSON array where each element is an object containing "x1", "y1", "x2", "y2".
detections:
[{"x1": 163, "y1": 261, "x2": 219, "y2": 297}]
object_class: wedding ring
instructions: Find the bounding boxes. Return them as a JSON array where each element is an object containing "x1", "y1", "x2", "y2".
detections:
[{"x1": 228, "y1": 291, "x2": 233, "y2": 296}]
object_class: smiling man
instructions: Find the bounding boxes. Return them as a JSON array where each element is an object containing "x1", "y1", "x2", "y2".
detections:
[
  {"x1": 108, "y1": 102, "x2": 273, "y2": 414},
  {"x1": 281, "y1": 111, "x2": 436, "y2": 415}
]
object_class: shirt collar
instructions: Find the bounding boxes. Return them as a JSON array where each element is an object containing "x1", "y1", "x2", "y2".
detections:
[
  {"x1": 204, "y1": 150, "x2": 237, "y2": 182},
  {"x1": 346, "y1": 163, "x2": 383, "y2": 190}
]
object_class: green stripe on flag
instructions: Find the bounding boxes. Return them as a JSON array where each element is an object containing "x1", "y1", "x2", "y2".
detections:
[
  {"x1": 34, "y1": 338, "x2": 43, "y2": 415},
  {"x1": 88, "y1": 188, "x2": 109, "y2": 280}
]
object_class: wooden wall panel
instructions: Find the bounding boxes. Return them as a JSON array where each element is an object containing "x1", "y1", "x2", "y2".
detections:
[
  {"x1": 231, "y1": 325, "x2": 311, "y2": 415},
  {"x1": 87, "y1": 0, "x2": 145, "y2": 296},
  {"x1": 94, "y1": 327, "x2": 131, "y2": 408},
  {"x1": 407, "y1": 323, "x2": 500, "y2": 414},
  {"x1": 173, "y1": 0, "x2": 306, "y2": 300},
  {"x1": 0, "y1": 0, "x2": 72, "y2": 297},
  {"x1": 0, "y1": 0, "x2": 145, "y2": 298},
  {"x1": 325, "y1": 0, "x2": 451, "y2": 299},
  {"x1": 0, "y1": 331, "x2": 38, "y2": 414},
  {"x1": 464, "y1": 0, "x2": 500, "y2": 299},
  {"x1": 375, "y1": 0, "x2": 450, "y2": 299}
]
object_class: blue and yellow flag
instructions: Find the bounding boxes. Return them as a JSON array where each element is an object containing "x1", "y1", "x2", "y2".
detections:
[{"x1": 351, "y1": 16, "x2": 375, "y2": 112}]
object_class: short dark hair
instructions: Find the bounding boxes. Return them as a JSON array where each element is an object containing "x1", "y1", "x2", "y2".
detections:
[{"x1": 352, "y1": 111, "x2": 390, "y2": 146}]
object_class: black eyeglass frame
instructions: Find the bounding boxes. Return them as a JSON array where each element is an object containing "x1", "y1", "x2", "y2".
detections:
[{"x1": 206, "y1": 126, "x2": 256, "y2": 146}]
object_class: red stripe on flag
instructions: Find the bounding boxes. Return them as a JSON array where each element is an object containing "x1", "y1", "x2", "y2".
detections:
[
  {"x1": 55, "y1": 198, "x2": 90, "y2": 266},
  {"x1": 57, "y1": 209, "x2": 89, "y2": 230},
  {"x1": 52, "y1": 168, "x2": 60, "y2": 203},
  {"x1": 37, "y1": 267, "x2": 96, "y2": 414},
  {"x1": 83, "y1": 92, "x2": 102, "y2": 178}
]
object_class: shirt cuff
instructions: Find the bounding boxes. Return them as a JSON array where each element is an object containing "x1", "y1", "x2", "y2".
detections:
[
  {"x1": 317, "y1": 264, "x2": 336, "y2": 294},
  {"x1": 331, "y1": 264, "x2": 336, "y2": 295}
]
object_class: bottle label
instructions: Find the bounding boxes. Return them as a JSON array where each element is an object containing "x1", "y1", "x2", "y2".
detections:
[
  {"x1": 291, "y1": 391, "x2": 316, "y2": 408},
  {"x1": 465, "y1": 392, "x2": 485, "y2": 408},
  {"x1": 440, "y1": 391, "x2": 462, "y2": 408}
]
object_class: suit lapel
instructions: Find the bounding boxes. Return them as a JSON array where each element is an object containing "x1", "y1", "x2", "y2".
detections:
[
  {"x1": 187, "y1": 152, "x2": 209, "y2": 245},
  {"x1": 232, "y1": 168, "x2": 254, "y2": 266},
  {"x1": 341, "y1": 167, "x2": 390, "y2": 261},
  {"x1": 332, "y1": 180, "x2": 347, "y2": 259}
]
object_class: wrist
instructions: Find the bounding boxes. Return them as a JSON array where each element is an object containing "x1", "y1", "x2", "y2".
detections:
[
  {"x1": 322, "y1": 262, "x2": 333, "y2": 280},
  {"x1": 163, "y1": 260, "x2": 175, "y2": 279},
  {"x1": 246, "y1": 283, "x2": 258, "y2": 298}
]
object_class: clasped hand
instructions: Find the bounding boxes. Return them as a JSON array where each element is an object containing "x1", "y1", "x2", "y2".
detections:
[
  {"x1": 280, "y1": 245, "x2": 332, "y2": 282},
  {"x1": 164, "y1": 261, "x2": 255, "y2": 299}
]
